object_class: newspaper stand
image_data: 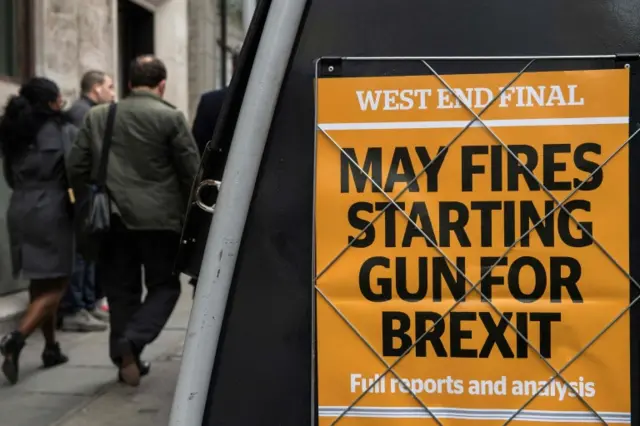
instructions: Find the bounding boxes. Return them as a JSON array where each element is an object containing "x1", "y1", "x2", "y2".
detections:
[{"x1": 170, "y1": 0, "x2": 640, "y2": 425}]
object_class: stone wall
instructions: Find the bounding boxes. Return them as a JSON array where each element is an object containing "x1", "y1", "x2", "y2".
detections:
[
  {"x1": 187, "y1": 0, "x2": 245, "y2": 121},
  {"x1": 0, "y1": 81, "x2": 18, "y2": 105},
  {"x1": 31, "y1": 0, "x2": 244, "y2": 117},
  {"x1": 155, "y1": 0, "x2": 190, "y2": 115},
  {"x1": 188, "y1": 0, "x2": 217, "y2": 121},
  {"x1": 34, "y1": 0, "x2": 193, "y2": 116},
  {"x1": 34, "y1": 0, "x2": 116, "y2": 102}
]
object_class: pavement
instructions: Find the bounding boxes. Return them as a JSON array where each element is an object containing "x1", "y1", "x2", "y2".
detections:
[{"x1": 0, "y1": 278, "x2": 193, "y2": 426}]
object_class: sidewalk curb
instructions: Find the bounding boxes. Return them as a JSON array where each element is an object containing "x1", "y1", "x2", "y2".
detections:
[{"x1": 0, "y1": 290, "x2": 28, "y2": 336}]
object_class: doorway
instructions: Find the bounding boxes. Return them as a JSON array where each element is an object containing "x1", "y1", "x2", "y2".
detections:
[{"x1": 118, "y1": 0, "x2": 154, "y2": 97}]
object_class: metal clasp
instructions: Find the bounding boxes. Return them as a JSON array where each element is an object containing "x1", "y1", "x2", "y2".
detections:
[{"x1": 194, "y1": 179, "x2": 221, "y2": 214}]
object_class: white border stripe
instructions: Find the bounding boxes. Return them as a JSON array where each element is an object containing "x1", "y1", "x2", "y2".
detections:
[
  {"x1": 318, "y1": 407, "x2": 631, "y2": 423},
  {"x1": 318, "y1": 116, "x2": 629, "y2": 131}
]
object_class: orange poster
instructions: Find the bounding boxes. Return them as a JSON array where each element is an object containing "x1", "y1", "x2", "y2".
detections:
[{"x1": 314, "y1": 69, "x2": 630, "y2": 425}]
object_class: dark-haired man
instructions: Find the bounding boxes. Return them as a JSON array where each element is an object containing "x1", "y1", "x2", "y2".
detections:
[
  {"x1": 59, "y1": 70, "x2": 114, "y2": 333},
  {"x1": 187, "y1": 87, "x2": 228, "y2": 294},
  {"x1": 191, "y1": 86, "x2": 227, "y2": 154},
  {"x1": 67, "y1": 55, "x2": 200, "y2": 386}
]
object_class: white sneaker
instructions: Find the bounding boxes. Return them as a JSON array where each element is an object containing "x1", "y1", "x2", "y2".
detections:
[
  {"x1": 61, "y1": 309, "x2": 108, "y2": 332},
  {"x1": 88, "y1": 307, "x2": 110, "y2": 323}
]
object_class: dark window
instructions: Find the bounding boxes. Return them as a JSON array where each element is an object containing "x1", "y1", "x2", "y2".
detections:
[{"x1": 0, "y1": 0, "x2": 33, "y2": 81}]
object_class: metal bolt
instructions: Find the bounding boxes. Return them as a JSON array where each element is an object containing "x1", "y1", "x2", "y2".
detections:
[
  {"x1": 625, "y1": 63, "x2": 631, "y2": 69},
  {"x1": 328, "y1": 65, "x2": 334, "y2": 72}
]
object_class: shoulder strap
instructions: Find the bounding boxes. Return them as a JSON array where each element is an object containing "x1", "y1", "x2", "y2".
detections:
[{"x1": 96, "y1": 103, "x2": 117, "y2": 187}]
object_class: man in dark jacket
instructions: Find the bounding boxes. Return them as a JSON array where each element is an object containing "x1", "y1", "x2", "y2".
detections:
[
  {"x1": 59, "y1": 70, "x2": 114, "y2": 332},
  {"x1": 191, "y1": 87, "x2": 227, "y2": 154},
  {"x1": 67, "y1": 71, "x2": 115, "y2": 125},
  {"x1": 67, "y1": 56, "x2": 200, "y2": 386},
  {"x1": 187, "y1": 87, "x2": 228, "y2": 292}
]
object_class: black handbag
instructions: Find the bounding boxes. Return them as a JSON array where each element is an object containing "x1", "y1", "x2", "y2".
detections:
[{"x1": 76, "y1": 103, "x2": 117, "y2": 260}]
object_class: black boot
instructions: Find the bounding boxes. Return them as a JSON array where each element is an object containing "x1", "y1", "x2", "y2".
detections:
[
  {"x1": 0, "y1": 331, "x2": 25, "y2": 385},
  {"x1": 42, "y1": 342, "x2": 69, "y2": 368}
]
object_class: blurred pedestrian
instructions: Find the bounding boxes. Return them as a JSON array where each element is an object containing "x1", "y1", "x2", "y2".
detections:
[
  {"x1": 58, "y1": 70, "x2": 115, "y2": 332},
  {"x1": 0, "y1": 77, "x2": 75, "y2": 384},
  {"x1": 191, "y1": 86, "x2": 227, "y2": 154},
  {"x1": 188, "y1": 86, "x2": 228, "y2": 294},
  {"x1": 67, "y1": 55, "x2": 200, "y2": 386}
]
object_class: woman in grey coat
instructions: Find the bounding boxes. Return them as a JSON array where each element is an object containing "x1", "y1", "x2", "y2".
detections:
[{"x1": 0, "y1": 78, "x2": 74, "y2": 384}]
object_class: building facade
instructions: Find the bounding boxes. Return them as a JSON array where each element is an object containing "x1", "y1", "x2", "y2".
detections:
[{"x1": 0, "y1": 0, "x2": 248, "y2": 295}]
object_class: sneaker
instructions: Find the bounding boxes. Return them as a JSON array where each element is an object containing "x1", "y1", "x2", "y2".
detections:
[
  {"x1": 88, "y1": 307, "x2": 109, "y2": 323},
  {"x1": 61, "y1": 309, "x2": 108, "y2": 332},
  {"x1": 98, "y1": 298, "x2": 109, "y2": 313}
]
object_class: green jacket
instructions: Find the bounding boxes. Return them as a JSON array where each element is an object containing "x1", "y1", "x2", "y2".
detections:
[{"x1": 67, "y1": 90, "x2": 201, "y2": 233}]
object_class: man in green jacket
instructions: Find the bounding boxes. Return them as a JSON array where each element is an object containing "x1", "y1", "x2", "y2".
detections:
[{"x1": 67, "y1": 55, "x2": 200, "y2": 386}]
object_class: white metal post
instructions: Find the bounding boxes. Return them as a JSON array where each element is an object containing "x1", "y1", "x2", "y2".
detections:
[
  {"x1": 242, "y1": 0, "x2": 256, "y2": 33},
  {"x1": 169, "y1": 0, "x2": 307, "y2": 424}
]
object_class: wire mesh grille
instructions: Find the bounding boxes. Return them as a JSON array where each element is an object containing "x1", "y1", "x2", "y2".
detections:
[{"x1": 313, "y1": 56, "x2": 638, "y2": 425}]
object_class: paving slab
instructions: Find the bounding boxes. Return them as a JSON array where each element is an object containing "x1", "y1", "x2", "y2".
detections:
[
  {"x1": 0, "y1": 393, "x2": 91, "y2": 426},
  {"x1": 18, "y1": 365, "x2": 116, "y2": 395}
]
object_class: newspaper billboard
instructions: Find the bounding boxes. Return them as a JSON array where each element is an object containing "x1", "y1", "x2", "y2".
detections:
[{"x1": 314, "y1": 69, "x2": 630, "y2": 424}]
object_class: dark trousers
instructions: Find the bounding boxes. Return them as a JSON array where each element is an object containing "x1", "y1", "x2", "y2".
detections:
[
  {"x1": 94, "y1": 269, "x2": 105, "y2": 301},
  {"x1": 59, "y1": 254, "x2": 96, "y2": 314},
  {"x1": 97, "y1": 218, "x2": 181, "y2": 365}
]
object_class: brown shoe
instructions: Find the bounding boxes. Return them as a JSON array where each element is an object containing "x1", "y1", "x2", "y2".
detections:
[
  {"x1": 117, "y1": 339, "x2": 140, "y2": 387},
  {"x1": 118, "y1": 360, "x2": 150, "y2": 382}
]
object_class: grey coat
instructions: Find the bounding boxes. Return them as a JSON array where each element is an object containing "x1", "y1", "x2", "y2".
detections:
[
  {"x1": 66, "y1": 97, "x2": 95, "y2": 127},
  {"x1": 3, "y1": 119, "x2": 77, "y2": 279}
]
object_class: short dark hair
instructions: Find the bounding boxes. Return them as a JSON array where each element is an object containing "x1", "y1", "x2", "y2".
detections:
[
  {"x1": 129, "y1": 55, "x2": 167, "y2": 89},
  {"x1": 80, "y1": 70, "x2": 106, "y2": 94}
]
